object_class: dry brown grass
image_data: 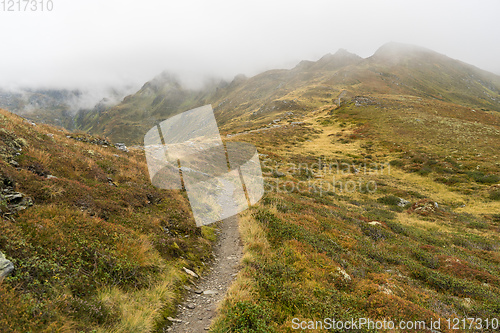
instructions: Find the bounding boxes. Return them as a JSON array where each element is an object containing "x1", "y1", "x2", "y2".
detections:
[{"x1": 96, "y1": 268, "x2": 181, "y2": 333}]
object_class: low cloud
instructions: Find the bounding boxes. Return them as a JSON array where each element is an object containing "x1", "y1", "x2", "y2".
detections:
[{"x1": 0, "y1": 0, "x2": 499, "y2": 92}]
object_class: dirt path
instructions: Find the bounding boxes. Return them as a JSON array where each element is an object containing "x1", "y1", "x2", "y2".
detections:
[{"x1": 166, "y1": 215, "x2": 243, "y2": 332}]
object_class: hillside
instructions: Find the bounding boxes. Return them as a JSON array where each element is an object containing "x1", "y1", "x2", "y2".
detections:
[
  {"x1": 1, "y1": 42, "x2": 500, "y2": 332},
  {"x1": 74, "y1": 43, "x2": 500, "y2": 145},
  {"x1": 0, "y1": 109, "x2": 216, "y2": 332},
  {"x1": 0, "y1": 87, "x2": 132, "y2": 132},
  {"x1": 0, "y1": 88, "x2": 81, "y2": 129},
  {"x1": 210, "y1": 83, "x2": 500, "y2": 331},
  {"x1": 73, "y1": 73, "x2": 226, "y2": 144}
]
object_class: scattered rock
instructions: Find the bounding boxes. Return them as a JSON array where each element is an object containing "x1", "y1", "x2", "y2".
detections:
[
  {"x1": 203, "y1": 290, "x2": 218, "y2": 295},
  {"x1": 4, "y1": 193, "x2": 23, "y2": 201},
  {"x1": 8, "y1": 160, "x2": 19, "y2": 167},
  {"x1": 0, "y1": 252, "x2": 14, "y2": 278},
  {"x1": 23, "y1": 119, "x2": 36, "y2": 126},
  {"x1": 183, "y1": 267, "x2": 199, "y2": 278},
  {"x1": 408, "y1": 199, "x2": 440, "y2": 216},
  {"x1": 352, "y1": 96, "x2": 378, "y2": 107},
  {"x1": 115, "y1": 143, "x2": 129, "y2": 153},
  {"x1": 397, "y1": 198, "x2": 410, "y2": 207},
  {"x1": 166, "y1": 317, "x2": 182, "y2": 323},
  {"x1": 378, "y1": 284, "x2": 394, "y2": 295},
  {"x1": 186, "y1": 303, "x2": 195, "y2": 309},
  {"x1": 336, "y1": 267, "x2": 351, "y2": 282},
  {"x1": 0, "y1": 186, "x2": 33, "y2": 217},
  {"x1": 46, "y1": 175, "x2": 58, "y2": 179},
  {"x1": 107, "y1": 177, "x2": 117, "y2": 187},
  {"x1": 332, "y1": 267, "x2": 352, "y2": 289},
  {"x1": 368, "y1": 221, "x2": 382, "y2": 226},
  {"x1": 462, "y1": 297, "x2": 472, "y2": 309},
  {"x1": 67, "y1": 134, "x2": 111, "y2": 146}
]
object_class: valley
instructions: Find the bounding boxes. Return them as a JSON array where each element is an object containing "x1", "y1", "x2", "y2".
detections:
[{"x1": 1, "y1": 42, "x2": 500, "y2": 332}]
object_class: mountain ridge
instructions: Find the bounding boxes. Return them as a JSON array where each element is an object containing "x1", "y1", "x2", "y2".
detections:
[
  {"x1": 1, "y1": 43, "x2": 499, "y2": 145},
  {"x1": 70, "y1": 43, "x2": 500, "y2": 144}
]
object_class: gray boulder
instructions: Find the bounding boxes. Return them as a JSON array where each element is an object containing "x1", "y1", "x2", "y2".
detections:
[
  {"x1": 0, "y1": 252, "x2": 14, "y2": 278},
  {"x1": 115, "y1": 143, "x2": 129, "y2": 153},
  {"x1": 397, "y1": 198, "x2": 411, "y2": 207}
]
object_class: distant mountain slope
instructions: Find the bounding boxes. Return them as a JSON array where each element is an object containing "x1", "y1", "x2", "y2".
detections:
[
  {"x1": 74, "y1": 43, "x2": 500, "y2": 144},
  {"x1": 0, "y1": 87, "x2": 133, "y2": 131},
  {"x1": 0, "y1": 88, "x2": 83, "y2": 129},
  {"x1": 73, "y1": 72, "x2": 226, "y2": 144},
  {"x1": 355, "y1": 42, "x2": 500, "y2": 107}
]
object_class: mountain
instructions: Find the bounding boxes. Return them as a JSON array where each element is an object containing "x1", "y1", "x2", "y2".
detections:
[
  {"x1": 0, "y1": 87, "x2": 133, "y2": 131},
  {"x1": 361, "y1": 42, "x2": 500, "y2": 107},
  {"x1": 74, "y1": 42, "x2": 500, "y2": 145},
  {"x1": 0, "y1": 88, "x2": 83, "y2": 129},
  {"x1": 2, "y1": 42, "x2": 500, "y2": 331},
  {"x1": 73, "y1": 72, "x2": 226, "y2": 144}
]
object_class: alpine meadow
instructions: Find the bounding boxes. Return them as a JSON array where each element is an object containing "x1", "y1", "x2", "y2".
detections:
[{"x1": 1, "y1": 40, "x2": 500, "y2": 333}]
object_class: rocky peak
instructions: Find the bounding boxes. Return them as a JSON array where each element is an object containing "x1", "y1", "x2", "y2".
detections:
[
  {"x1": 311, "y1": 48, "x2": 362, "y2": 71},
  {"x1": 372, "y1": 42, "x2": 438, "y2": 63}
]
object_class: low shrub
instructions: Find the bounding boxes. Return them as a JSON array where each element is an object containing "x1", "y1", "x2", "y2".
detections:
[
  {"x1": 489, "y1": 189, "x2": 500, "y2": 201},
  {"x1": 377, "y1": 195, "x2": 401, "y2": 206},
  {"x1": 468, "y1": 171, "x2": 500, "y2": 184},
  {"x1": 222, "y1": 301, "x2": 275, "y2": 333}
]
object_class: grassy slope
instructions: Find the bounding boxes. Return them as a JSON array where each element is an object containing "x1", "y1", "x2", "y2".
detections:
[
  {"x1": 4, "y1": 44, "x2": 500, "y2": 332},
  {"x1": 0, "y1": 109, "x2": 216, "y2": 332},
  {"x1": 211, "y1": 87, "x2": 500, "y2": 331},
  {"x1": 73, "y1": 73, "x2": 224, "y2": 145}
]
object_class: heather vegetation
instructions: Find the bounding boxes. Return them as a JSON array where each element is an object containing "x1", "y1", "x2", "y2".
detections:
[
  {"x1": 1, "y1": 43, "x2": 500, "y2": 332},
  {"x1": 212, "y1": 83, "x2": 500, "y2": 332},
  {"x1": 0, "y1": 109, "x2": 215, "y2": 332}
]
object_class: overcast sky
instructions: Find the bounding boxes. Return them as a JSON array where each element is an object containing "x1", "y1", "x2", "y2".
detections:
[{"x1": 1, "y1": 0, "x2": 499, "y2": 91}]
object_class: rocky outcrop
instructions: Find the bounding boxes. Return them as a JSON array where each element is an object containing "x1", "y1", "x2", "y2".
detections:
[
  {"x1": 408, "y1": 199, "x2": 440, "y2": 216},
  {"x1": 0, "y1": 251, "x2": 14, "y2": 278},
  {"x1": 66, "y1": 134, "x2": 111, "y2": 146},
  {"x1": 115, "y1": 143, "x2": 129, "y2": 152},
  {"x1": 0, "y1": 183, "x2": 33, "y2": 218}
]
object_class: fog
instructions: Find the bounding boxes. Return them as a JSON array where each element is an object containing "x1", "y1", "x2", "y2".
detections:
[{"x1": 1, "y1": 0, "x2": 499, "y2": 97}]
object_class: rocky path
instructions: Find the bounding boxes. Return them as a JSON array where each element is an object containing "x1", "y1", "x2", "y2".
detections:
[{"x1": 166, "y1": 215, "x2": 243, "y2": 332}]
